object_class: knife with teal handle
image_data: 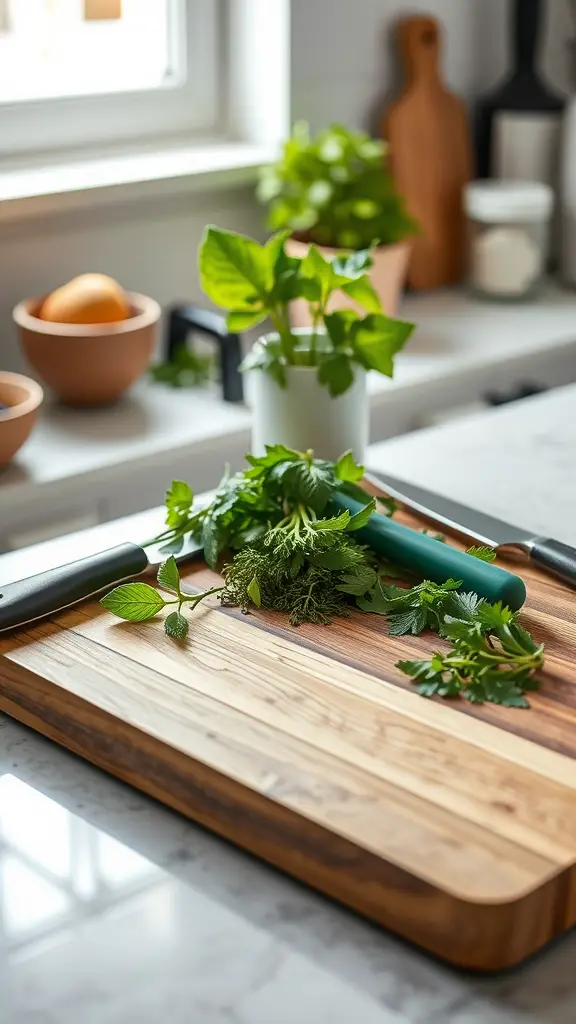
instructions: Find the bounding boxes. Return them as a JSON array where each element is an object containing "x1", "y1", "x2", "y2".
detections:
[{"x1": 331, "y1": 492, "x2": 527, "y2": 611}]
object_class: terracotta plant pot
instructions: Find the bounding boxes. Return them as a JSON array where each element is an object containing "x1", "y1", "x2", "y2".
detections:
[
  {"x1": 286, "y1": 237, "x2": 411, "y2": 327},
  {"x1": 0, "y1": 371, "x2": 43, "y2": 466},
  {"x1": 13, "y1": 292, "x2": 160, "y2": 406}
]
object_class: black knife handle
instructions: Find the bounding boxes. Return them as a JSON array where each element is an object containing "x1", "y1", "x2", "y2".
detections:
[
  {"x1": 530, "y1": 538, "x2": 576, "y2": 587},
  {"x1": 513, "y1": 0, "x2": 541, "y2": 71},
  {"x1": 0, "y1": 543, "x2": 148, "y2": 633}
]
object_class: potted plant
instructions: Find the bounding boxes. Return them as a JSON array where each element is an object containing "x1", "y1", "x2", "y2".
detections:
[
  {"x1": 257, "y1": 122, "x2": 417, "y2": 324},
  {"x1": 199, "y1": 226, "x2": 415, "y2": 461}
]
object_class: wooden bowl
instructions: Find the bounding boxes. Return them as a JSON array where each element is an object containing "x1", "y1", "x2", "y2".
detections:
[
  {"x1": 13, "y1": 292, "x2": 160, "y2": 406},
  {"x1": 0, "y1": 372, "x2": 43, "y2": 466}
]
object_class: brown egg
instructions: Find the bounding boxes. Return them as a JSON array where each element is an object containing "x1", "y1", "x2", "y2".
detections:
[{"x1": 39, "y1": 273, "x2": 131, "y2": 325}]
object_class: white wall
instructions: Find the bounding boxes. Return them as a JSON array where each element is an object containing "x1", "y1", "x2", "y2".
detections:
[
  {"x1": 1, "y1": 0, "x2": 571, "y2": 375},
  {"x1": 291, "y1": 0, "x2": 572, "y2": 131}
]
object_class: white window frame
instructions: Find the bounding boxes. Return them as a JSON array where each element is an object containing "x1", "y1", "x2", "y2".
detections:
[
  {"x1": 0, "y1": 0, "x2": 219, "y2": 159},
  {"x1": 0, "y1": 0, "x2": 290, "y2": 221}
]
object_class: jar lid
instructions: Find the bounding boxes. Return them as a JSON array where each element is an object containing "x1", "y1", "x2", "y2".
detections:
[{"x1": 464, "y1": 180, "x2": 554, "y2": 223}]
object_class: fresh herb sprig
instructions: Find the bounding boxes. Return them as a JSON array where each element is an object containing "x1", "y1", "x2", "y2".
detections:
[
  {"x1": 100, "y1": 446, "x2": 544, "y2": 708},
  {"x1": 398, "y1": 597, "x2": 544, "y2": 708},
  {"x1": 101, "y1": 555, "x2": 222, "y2": 639}
]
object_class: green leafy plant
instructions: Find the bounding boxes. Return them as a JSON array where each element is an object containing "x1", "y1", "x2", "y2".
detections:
[
  {"x1": 101, "y1": 446, "x2": 545, "y2": 708},
  {"x1": 150, "y1": 346, "x2": 214, "y2": 388},
  {"x1": 199, "y1": 226, "x2": 415, "y2": 397},
  {"x1": 258, "y1": 122, "x2": 417, "y2": 250}
]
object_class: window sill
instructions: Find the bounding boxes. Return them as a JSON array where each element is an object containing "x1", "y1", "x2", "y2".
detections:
[{"x1": 0, "y1": 140, "x2": 277, "y2": 222}]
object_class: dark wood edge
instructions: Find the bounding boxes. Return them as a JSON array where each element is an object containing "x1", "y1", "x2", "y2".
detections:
[{"x1": 0, "y1": 656, "x2": 574, "y2": 972}]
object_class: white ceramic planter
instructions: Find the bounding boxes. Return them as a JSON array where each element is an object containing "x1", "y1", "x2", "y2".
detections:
[{"x1": 249, "y1": 333, "x2": 368, "y2": 462}]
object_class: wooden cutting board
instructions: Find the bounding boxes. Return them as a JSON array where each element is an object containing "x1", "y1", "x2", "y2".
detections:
[
  {"x1": 382, "y1": 16, "x2": 473, "y2": 290},
  {"x1": 0, "y1": 503, "x2": 575, "y2": 972}
]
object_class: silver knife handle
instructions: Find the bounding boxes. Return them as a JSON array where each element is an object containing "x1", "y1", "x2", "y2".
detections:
[
  {"x1": 0, "y1": 543, "x2": 148, "y2": 633},
  {"x1": 530, "y1": 538, "x2": 576, "y2": 588}
]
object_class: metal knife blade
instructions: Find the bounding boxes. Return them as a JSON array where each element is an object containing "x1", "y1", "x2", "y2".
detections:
[
  {"x1": 365, "y1": 469, "x2": 576, "y2": 588},
  {"x1": 365, "y1": 470, "x2": 528, "y2": 548}
]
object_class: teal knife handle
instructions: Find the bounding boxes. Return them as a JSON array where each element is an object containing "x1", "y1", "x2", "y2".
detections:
[{"x1": 333, "y1": 493, "x2": 527, "y2": 610}]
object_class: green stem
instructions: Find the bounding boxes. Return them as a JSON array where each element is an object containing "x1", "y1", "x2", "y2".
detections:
[
  {"x1": 180, "y1": 585, "x2": 224, "y2": 605},
  {"x1": 270, "y1": 307, "x2": 296, "y2": 364},
  {"x1": 309, "y1": 307, "x2": 321, "y2": 366}
]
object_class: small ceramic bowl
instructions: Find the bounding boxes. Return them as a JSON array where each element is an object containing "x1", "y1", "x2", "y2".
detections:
[
  {"x1": 13, "y1": 292, "x2": 160, "y2": 406},
  {"x1": 0, "y1": 371, "x2": 43, "y2": 466}
]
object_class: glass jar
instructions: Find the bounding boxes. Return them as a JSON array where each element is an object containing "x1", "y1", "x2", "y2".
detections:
[{"x1": 464, "y1": 181, "x2": 554, "y2": 301}]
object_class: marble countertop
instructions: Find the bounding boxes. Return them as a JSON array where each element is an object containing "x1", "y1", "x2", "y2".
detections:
[{"x1": 1, "y1": 386, "x2": 576, "y2": 1024}]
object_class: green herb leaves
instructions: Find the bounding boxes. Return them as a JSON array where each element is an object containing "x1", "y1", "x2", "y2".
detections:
[
  {"x1": 100, "y1": 447, "x2": 542, "y2": 708},
  {"x1": 198, "y1": 225, "x2": 415, "y2": 397},
  {"x1": 466, "y1": 545, "x2": 497, "y2": 563},
  {"x1": 258, "y1": 122, "x2": 418, "y2": 250},
  {"x1": 399, "y1": 609, "x2": 544, "y2": 708},
  {"x1": 101, "y1": 555, "x2": 222, "y2": 641},
  {"x1": 101, "y1": 583, "x2": 166, "y2": 622}
]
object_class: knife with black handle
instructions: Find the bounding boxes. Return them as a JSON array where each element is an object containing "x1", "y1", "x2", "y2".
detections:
[
  {"x1": 0, "y1": 534, "x2": 203, "y2": 634},
  {"x1": 365, "y1": 470, "x2": 576, "y2": 590}
]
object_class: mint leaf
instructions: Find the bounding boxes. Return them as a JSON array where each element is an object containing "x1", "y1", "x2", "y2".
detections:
[
  {"x1": 357, "y1": 580, "x2": 404, "y2": 614},
  {"x1": 165, "y1": 480, "x2": 193, "y2": 529},
  {"x1": 341, "y1": 274, "x2": 382, "y2": 313},
  {"x1": 352, "y1": 313, "x2": 415, "y2": 376},
  {"x1": 476, "y1": 601, "x2": 516, "y2": 632},
  {"x1": 312, "y1": 509, "x2": 351, "y2": 532},
  {"x1": 466, "y1": 545, "x2": 497, "y2": 563},
  {"x1": 279, "y1": 459, "x2": 334, "y2": 514},
  {"x1": 335, "y1": 450, "x2": 364, "y2": 483},
  {"x1": 313, "y1": 548, "x2": 361, "y2": 570},
  {"x1": 164, "y1": 611, "x2": 189, "y2": 640},
  {"x1": 202, "y1": 516, "x2": 221, "y2": 569},
  {"x1": 247, "y1": 576, "x2": 261, "y2": 607},
  {"x1": 388, "y1": 607, "x2": 427, "y2": 636},
  {"x1": 157, "y1": 555, "x2": 181, "y2": 595},
  {"x1": 443, "y1": 590, "x2": 483, "y2": 622},
  {"x1": 199, "y1": 226, "x2": 271, "y2": 310},
  {"x1": 332, "y1": 250, "x2": 373, "y2": 277},
  {"x1": 226, "y1": 309, "x2": 268, "y2": 332},
  {"x1": 300, "y1": 244, "x2": 336, "y2": 305},
  {"x1": 337, "y1": 565, "x2": 378, "y2": 595},
  {"x1": 101, "y1": 583, "x2": 166, "y2": 622},
  {"x1": 317, "y1": 353, "x2": 354, "y2": 397},
  {"x1": 323, "y1": 310, "x2": 359, "y2": 349},
  {"x1": 346, "y1": 497, "x2": 376, "y2": 531}
]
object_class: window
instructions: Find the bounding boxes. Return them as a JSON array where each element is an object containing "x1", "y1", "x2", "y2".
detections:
[{"x1": 0, "y1": 0, "x2": 218, "y2": 158}]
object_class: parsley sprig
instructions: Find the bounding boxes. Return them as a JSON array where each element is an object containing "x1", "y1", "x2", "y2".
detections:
[{"x1": 398, "y1": 598, "x2": 544, "y2": 708}]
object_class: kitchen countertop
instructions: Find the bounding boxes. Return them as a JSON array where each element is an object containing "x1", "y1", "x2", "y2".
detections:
[{"x1": 1, "y1": 386, "x2": 576, "y2": 1024}]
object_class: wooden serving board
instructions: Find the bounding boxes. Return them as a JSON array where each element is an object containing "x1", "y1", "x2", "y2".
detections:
[
  {"x1": 0, "y1": 503, "x2": 575, "y2": 972},
  {"x1": 382, "y1": 15, "x2": 472, "y2": 290}
]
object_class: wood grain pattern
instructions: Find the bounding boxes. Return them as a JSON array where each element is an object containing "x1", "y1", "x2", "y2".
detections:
[
  {"x1": 0, "y1": 499, "x2": 575, "y2": 971},
  {"x1": 383, "y1": 15, "x2": 472, "y2": 290}
]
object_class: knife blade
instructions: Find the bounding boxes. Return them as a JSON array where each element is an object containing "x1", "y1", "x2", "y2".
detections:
[
  {"x1": 0, "y1": 531, "x2": 204, "y2": 634},
  {"x1": 365, "y1": 469, "x2": 576, "y2": 588}
]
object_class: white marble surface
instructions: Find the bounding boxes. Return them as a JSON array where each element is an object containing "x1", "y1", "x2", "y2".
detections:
[
  {"x1": 1, "y1": 387, "x2": 576, "y2": 1023},
  {"x1": 370, "y1": 384, "x2": 576, "y2": 546}
]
